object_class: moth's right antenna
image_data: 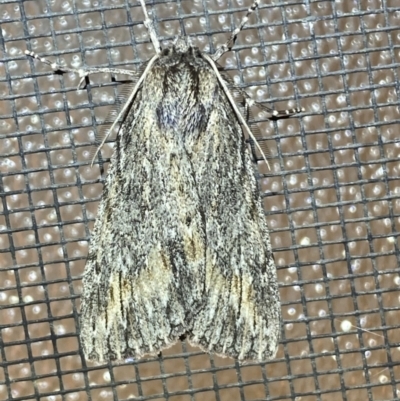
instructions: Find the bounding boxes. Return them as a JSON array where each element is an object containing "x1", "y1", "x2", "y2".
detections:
[
  {"x1": 139, "y1": 0, "x2": 162, "y2": 54},
  {"x1": 211, "y1": 1, "x2": 260, "y2": 61}
]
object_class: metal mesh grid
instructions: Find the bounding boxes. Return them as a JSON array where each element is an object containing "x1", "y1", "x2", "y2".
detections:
[{"x1": 1, "y1": 0, "x2": 400, "y2": 400}]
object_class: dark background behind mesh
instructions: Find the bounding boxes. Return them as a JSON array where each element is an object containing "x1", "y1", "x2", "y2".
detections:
[{"x1": 1, "y1": 0, "x2": 400, "y2": 400}]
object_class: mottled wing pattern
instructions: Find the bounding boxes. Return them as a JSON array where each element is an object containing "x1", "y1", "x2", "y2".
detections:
[
  {"x1": 80, "y1": 48, "x2": 280, "y2": 362},
  {"x1": 186, "y1": 73, "x2": 281, "y2": 360},
  {"x1": 80, "y1": 89, "x2": 205, "y2": 361}
]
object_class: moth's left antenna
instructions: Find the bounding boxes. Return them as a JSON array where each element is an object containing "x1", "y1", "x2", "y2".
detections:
[{"x1": 139, "y1": 0, "x2": 162, "y2": 54}]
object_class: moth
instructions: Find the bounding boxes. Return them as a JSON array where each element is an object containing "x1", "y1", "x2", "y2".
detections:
[{"x1": 26, "y1": 0, "x2": 301, "y2": 361}]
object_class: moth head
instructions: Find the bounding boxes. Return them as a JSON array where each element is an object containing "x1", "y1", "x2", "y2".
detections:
[{"x1": 172, "y1": 36, "x2": 192, "y2": 54}]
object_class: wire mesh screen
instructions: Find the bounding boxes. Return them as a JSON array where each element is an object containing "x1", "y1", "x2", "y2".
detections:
[{"x1": 1, "y1": 0, "x2": 400, "y2": 400}]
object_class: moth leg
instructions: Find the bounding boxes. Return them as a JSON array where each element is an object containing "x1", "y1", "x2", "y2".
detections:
[
  {"x1": 217, "y1": 69, "x2": 303, "y2": 119},
  {"x1": 211, "y1": 1, "x2": 260, "y2": 61},
  {"x1": 242, "y1": 94, "x2": 303, "y2": 162},
  {"x1": 243, "y1": 96, "x2": 304, "y2": 119},
  {"x1": 215, "y1": 68, "x2": 303, "y2": 162},
  {"x1": 25, "y1": 50, "x2": 137, "y2": 90}
]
